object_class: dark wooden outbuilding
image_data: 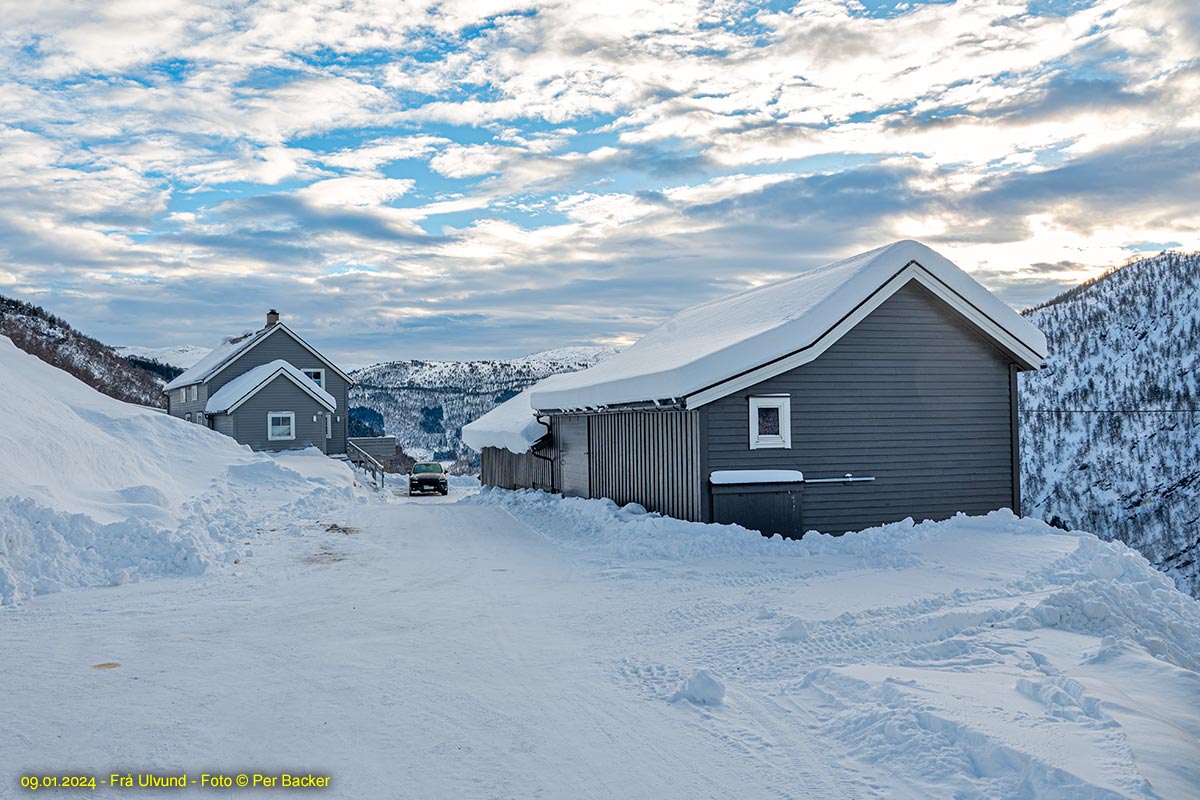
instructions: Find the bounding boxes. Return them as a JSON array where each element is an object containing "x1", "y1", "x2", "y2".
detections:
[{"x1": 466, "y1": 241, "x2": 1046, "y2": 538}]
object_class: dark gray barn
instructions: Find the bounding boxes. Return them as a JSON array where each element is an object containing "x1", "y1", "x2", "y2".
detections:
[{"x1": 464, "y1": 240, "x2": 1047, "y2": 537}]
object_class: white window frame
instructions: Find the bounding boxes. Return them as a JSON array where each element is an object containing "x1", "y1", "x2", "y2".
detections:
[
  {"x1": 267, "y1": 411, "x2": 296, "y2": 441},
  {"x1": 749, "y1": 395, "x2": 791, "y2": 450},
  {"x1": 178, "y1": 387, "x2": 188, "y2": 404},
  {"x1": 302, "y1": 368, "x2": 325, "y2": 389},
  {"x1": 189, "y1": 385, "x2": 198, "y2": 402},
  {"x1": 184, "y1": 412, "x2": 191, "y2": 423},
  {"x1": 325, "y1": 412, "x2": 332, "y2": 439}
]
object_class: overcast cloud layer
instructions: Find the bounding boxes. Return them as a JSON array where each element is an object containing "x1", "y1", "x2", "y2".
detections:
[{"x1": 1, "y1": 0, "x2": 1197, "y2": 364}]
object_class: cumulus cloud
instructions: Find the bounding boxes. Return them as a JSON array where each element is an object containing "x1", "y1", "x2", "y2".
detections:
[{"x1": 0, "y1": 0, "x2": 1197, "y2": 361}]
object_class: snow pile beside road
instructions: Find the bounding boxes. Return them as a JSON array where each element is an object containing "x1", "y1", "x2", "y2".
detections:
[
  {"x1": 475, "y1": 486, "x2": 1200, "y2": 797},
  {"x1": 466, "y1": 486, "x2": 1020, "y2": 565},
  {"x1": 0, "y1": 336, "x2": 362, "y2": 604}
]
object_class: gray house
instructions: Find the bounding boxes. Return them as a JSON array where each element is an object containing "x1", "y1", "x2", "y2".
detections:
[
  {"x1": 165, "y1": 310, "x2": 352, "y2": 454},
  {"x1": 463, "y1": 240, "x2": 1048, "y2": 537}
]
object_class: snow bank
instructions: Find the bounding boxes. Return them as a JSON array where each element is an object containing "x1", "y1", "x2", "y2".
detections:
[
  {"x1": 0, "y1": 337, "x2": 362, "y2": 604},
  {"x1": 531, "y1": 240, "x2": 1048, "y2": 410}
]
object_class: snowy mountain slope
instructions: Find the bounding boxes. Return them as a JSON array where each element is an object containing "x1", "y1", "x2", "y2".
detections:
[
  {"x1": 0, "y1": 335, "x2": 362, "y2": 605},
  {"x1": 349, "y1": 346, "x2": 618, "y2": 460},
  {"x1": 0, "y1": 293, "x2": 167, "y2": 407},
  {"x1": 1020, "y1": 251, "x2": 1200, "y2": 597},
  {"x1": 114, "y1": 343, "x2": 211, "y2": 369}
]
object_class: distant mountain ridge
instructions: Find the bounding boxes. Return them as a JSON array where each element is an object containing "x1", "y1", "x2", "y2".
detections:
[
  {"x1": 0, "y1": 293, "x2": 165, "y2": 408},
  {"x1": 349, "y1": 346, "x2": 619, "y2": 461},
  {"x1": 115, "y1": 344, "x2": 211, "y2": 370},
  {"x1": 1020, "y1": 250, "x2": 1200, "y2": 597}
]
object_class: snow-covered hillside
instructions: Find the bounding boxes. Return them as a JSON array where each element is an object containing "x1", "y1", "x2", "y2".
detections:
[
  {"x1": 0, "y1": 293, "x2": 166, "y2": 407},
  {"x1": 349, "y1": 346, "x2": 618, "y2": 460},
  {"x1": 114, "y1": 343, "x2": 211, "y2": 369},
  {"x1": 1020, "y1": 251, "x2": 1200, "y2": 597},
  {"x1": 0, "y1": 335, "x2": 362, "y2": 605}
]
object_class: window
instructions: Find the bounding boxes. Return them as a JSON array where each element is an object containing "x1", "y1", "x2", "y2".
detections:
[
  {"x1": 302, "y1": 369, "x2": 325, "y2": 389},
  {"x1": 267, "y1": 411, "x2": 296, "y2": 441},
  {"x1": 190, "y1": 385, "x2": 198, "y2": 402},
  {"x1": 178, "y1": 388, "x2": 188, "y2": 404},
  {"x1": 325, "y1": 413, "x2": 332, "y2": 439},
  {"x1": 185, "y1": 412, "x2": 191, "y2": 423},
  {"x1": 749, "y1": 396, "x2": 791, "y2": 449}
]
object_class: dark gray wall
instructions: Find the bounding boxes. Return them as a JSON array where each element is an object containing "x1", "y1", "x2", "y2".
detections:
[
  {"x1": 225, "y1": 376, "x2": 331, "y2": 453},
  {"x1": 587, "y1": 410, "x2": 702, "y2": 520},
  {"x1": 701, "y1": 281, "x2": 1018, "y2": 534},
  {"x1": 480, "y1": 446, "x2": 553, "y2": 491},
  {"x1": 208, "y1": 327, "x2": 349, "y2": 454},
  {"x1": 167, "y1": 383, "x2": 209, "y2": 425}
]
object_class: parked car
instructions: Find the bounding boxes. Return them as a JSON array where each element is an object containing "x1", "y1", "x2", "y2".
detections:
[{"x1": 409, "y1": 462, "x2": 448, "y2": 496}]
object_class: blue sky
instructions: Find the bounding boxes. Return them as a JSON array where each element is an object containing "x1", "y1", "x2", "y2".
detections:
[{"x1": 0, "y1": 0, "x2": 1197, "y2": 366}]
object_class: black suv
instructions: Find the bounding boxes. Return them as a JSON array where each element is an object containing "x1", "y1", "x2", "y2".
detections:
[{"x1": 409, "y1": 462, "x2": 449, "y2": 496}]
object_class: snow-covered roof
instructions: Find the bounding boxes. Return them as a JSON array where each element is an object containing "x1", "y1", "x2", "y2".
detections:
[
  {"x1": 205, "y1": 360, "x2": 336, "y2": 414},
  {"x1": 165, "y1": 322, "x2": 352, "y2": 391},
  {"x1": 530, "y1": 240, "x2": 1048, "y2": 411},
  {"x1": 461, "y1": 385, "x2": 550, "y2": 455},
  {"x1": 710, "y1": 470, "x2": 805, "y2": 485},
  {"x1": 166, "y1": 327, "x2": 271, "y2": 390}
]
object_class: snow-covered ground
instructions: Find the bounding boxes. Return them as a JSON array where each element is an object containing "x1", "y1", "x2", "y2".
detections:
[
  {"x1": 0, "y1": 336, "x2": 365, "y2": 605},
  {"x1": 4, "y1": 336, "x2": 1200, "y2": 799},
  {"x1": 5, "y1": 484, "x2": 1199, "y2": 798}
]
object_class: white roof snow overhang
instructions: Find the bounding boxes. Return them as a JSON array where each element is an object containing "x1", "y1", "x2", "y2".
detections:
[
  {"x1": 166, "y1": 323, "x2": 353, "y2": 391},
  {"x1": 683, "y1": 261, "x2": 1044, "y2": 409},
  {"x1": 208, "y1": 366, "x2": 337, "y2": 415}
]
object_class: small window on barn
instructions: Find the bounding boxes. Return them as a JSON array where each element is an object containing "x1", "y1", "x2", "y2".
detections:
[
  {"x1": 185, "y1": 412, "x2": 191, "y2": 423},
  {"x1": 268, "y1": 411, "x2": 296, "y2": 441},
  {"x1": 302, "y1": 369, "x2": 325, "y2": 389},
  {"x1": 749, "y1": 396, "x2": 791, "y2": 449}
]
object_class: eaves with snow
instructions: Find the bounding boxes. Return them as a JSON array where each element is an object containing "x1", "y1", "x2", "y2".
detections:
[
  {"x1": 531, "y1": 240, "x2": 1047, "y2": 413},
  {"x1": 463, "y1": 240, "x2": 1048, "y2": 454}
]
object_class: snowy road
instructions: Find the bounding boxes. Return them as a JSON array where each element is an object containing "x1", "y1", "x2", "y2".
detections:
[{"x1": 4, "y1": 483, "x2": 1200, "y2": 799}]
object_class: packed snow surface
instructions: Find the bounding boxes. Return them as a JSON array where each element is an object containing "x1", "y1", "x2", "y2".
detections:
[
  {"x1": 205, "y1": 359, "x2": 337, "y2": 413},
  {"x1": 5, "y1": 476, "x2": 1196, "y2": 799},
  {"x1": 0, "y1": 336, "x2": 362, "y2": 605},
  {"x1": 531, "y1": 240, "x2": 1047, "y2": 410},
  {"x1": 710, "y1": 469, "x2": 805, "y2": 484}
]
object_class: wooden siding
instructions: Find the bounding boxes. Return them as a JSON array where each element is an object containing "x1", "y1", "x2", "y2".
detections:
[
  {"x1": 585, "y1": 410, "x2": 703, "y2": 521},
  {"x1": 347, "y1": 436, "x2": 396, "y2": 464},
  {"x1": 225, "y1": 376, "x2": 331, "y2": 453},
  {"x1": 479, "y1": 446, "x2": 553, "y2": 491},
  {"x1": 208, "y1": 327, "x2": 349, "y2": 454},
  {"x1": 700, "y1": 280, "x2": 1017, "y2": 535}
]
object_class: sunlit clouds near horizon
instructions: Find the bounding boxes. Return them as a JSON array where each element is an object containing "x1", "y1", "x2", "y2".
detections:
[{"x1": 1, "y1": 0, "x2": 1198, "y2": 364}]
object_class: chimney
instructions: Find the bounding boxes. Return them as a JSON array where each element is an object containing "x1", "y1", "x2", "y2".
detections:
[{"x1": 266, "y1": 309, "x2": 280, "y2": 328}]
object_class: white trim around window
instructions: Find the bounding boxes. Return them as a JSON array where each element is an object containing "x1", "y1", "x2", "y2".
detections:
[
  {"x1": 190, "y1": 384, "x2": 198, "y2": 402},
  {"x1": 325, "y1": 412, "x2": 332, "y2": 439},
  {"x1": 302, "y1": 368, "x2": 325, "y2": 389},
  {"x1": 749, "y1": 395, "x2": 791, "y2": 449},
  {"x1": 267, "y1": 411, "x2": 296, "y2": 441}
]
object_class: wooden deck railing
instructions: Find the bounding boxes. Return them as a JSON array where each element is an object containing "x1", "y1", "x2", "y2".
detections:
[{"x1": 346, "y1": 440, "x2": 385, "y2": 489}]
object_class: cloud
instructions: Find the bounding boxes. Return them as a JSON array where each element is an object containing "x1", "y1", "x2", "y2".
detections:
[{"x1": 1, "y1": 0, "x2": 1198, "y2": 362}]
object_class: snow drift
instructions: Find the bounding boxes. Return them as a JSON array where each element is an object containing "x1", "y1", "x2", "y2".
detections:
[{"x1": 0, "y1": 336, "x2": 361, "y2": 604}]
